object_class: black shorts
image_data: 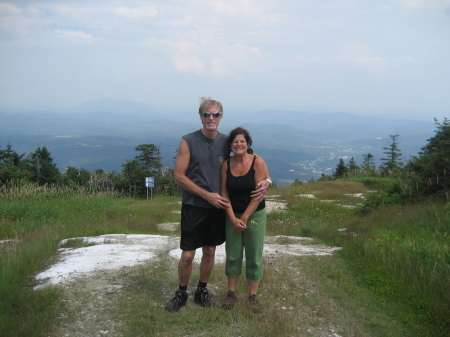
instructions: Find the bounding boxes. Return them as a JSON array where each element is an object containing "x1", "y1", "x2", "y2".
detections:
[{"x1": 180, "y1": 204, "x2": 226, "y2": 251}]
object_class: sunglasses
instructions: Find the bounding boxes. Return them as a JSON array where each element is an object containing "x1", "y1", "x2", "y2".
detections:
[{"x1": 202, "y1": 112, "x2": 222, "y2": 118}]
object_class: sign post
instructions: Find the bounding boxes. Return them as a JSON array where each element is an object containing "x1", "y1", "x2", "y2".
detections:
[{"x1": 145, "y1": 177, "x2": 154, "y2": 200}]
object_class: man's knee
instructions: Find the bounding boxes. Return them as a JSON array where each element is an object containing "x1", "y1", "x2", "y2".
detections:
[
  {"x1": 202, "y1": 246, "x2": 216, "y2": 257},
  {"x1": 180, "y1": 250, "x2": 196, "y2": 264}
]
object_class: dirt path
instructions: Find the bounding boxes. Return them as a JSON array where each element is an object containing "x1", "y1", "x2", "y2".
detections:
[
  {"x1": 40, "y1": 199, "x2": 347, "y2": 337},
  {"x1": 44, "y1": 242, "x2": 345, "y2": 337}
]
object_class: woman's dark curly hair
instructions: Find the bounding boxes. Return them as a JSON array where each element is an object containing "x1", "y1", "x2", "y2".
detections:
[{"x1": 225, "y1": 126, "x2": 254, "y2": 158}]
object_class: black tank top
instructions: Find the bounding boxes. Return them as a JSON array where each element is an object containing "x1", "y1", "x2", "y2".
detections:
[{"x1": 226, "y1": 155, "x2": 265, "y2": 214}]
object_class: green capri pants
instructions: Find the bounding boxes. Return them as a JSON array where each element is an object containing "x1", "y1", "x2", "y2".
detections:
[{"x1": 225, "y1": 208, "x2": 266, "y2": 282}]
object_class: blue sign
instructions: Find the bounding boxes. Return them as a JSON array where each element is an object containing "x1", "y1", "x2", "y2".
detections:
[{"x1": 145, "y1": 177, "x2": 154, "y2": 187}]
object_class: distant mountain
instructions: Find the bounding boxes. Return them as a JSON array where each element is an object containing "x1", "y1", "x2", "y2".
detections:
[
  {"x1": 1, "y1": 100, "x2": 437, "y2": 185},
  {"x1": 64, "y1": 98, "x2": 157, "y2": 115}
]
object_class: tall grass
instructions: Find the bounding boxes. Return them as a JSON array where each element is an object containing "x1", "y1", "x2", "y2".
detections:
[
  {"x1": 347, "y1": 204, "x2": 450, "y2": 331},
  {"x1": 275, "y1": 180, "x2": 450, "y2": 335},
  {"x1": 0, "y1": 183, "x2": 180, "y2": 337},
  {"x1": 1, "y1": 180, "x2": 449, "y2": 336}
]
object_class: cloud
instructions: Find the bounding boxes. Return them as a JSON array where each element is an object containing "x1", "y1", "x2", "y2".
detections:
[
  {"x1": 396, "y1": 0, "x2": 450, "y2": 10},
  {"x1": 0, "y1": 3, "x2": 21, "y2": 15},
  {"x1": 114, "y1": 6, "x2": 158, "y2": 21},
  {"x1": 164, "y1": 36, "x2": 264, "y2": 79},
  {"x1": 335, "y1": 42, "x2": 388, "y2": 75},
  {"x1": 0, "y1": 0, "x2": 448, "y2": 119},
  {"x1": 210, "y1": 0, "x2": 278, "y2": 21},
  {"x1": 174, "y1": 56, "x2": 205, "y2": 73},
  {"x1": 0, "y1": 3, "x2": 38, "y2": 38},
  {"x1": 52, "y1": 28, "x2": 94, "y2": 44}
]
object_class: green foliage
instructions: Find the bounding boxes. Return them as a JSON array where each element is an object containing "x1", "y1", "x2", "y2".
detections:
[
  {"x1": 380, "y1": 134, "x2": 403, "y2": 174},
  {"x1": 360, "y1": 189, "x2": 409, "y2": 211},
  {"x1": 1, "y1": 180, "x2": 449, "y2": 336},
  {"x1": 64, "y1": 166, "x2": 91, "y2": 186},
  {"x1": 27, "y1": 146, "x2": 62, "y2": 185},
  {"x1": 134, "y1": 144, "x2": 162, "y2": 173},
  {"x1": 358, "y1": 178, "x2": 414, "y2": 211},
  {"x1": 121, "y1": 144, "x2": 180, "y2": 198},
  {"x1": 290, "y1": 179, "x2": 304, "y2": 186},
  {"x1": 361, "y1": 153, "x2": 377, "y2": 176},
  {"x1": 281, "y1": 180, "x2": 450, "y2": 335},
  {"x1": 0, "y1": 143, "x2": 31, "y2": 183},
  {"x1": 324, "y1": 153, "x2": 379, "y2": 181},
  {"x1": 0, "y1": 185, "x2": 181, "y2": 337},
  {"x1": 407, "y1": 118, "x2": 450, "y2": 195},
  {"x1": 342, "y1": 206, "x2": 450, "y2": 334},
  {"x1": 353, "y1": 177, "x2": 395, "y2": 188},
  {"x1": 0, "y1": 143, "x2": 180, "y2": 199},
  {"x1": 333, "y1": 158, "x2": 349, "y2": 178},
  {"x1": 122, "y1": 159, "x2": 147, "y2": 196},
  {"x1": 347, "y1": 157, "x2": 360, "y2": 175}
]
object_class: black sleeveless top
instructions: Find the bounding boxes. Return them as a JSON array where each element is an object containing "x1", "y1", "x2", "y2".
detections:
[{"x1": 226, "y1": 155, "x2": 265, "y2": 214}]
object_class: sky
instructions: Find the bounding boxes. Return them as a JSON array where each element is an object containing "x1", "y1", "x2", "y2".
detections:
[{"x1": 1, "y1": 0, "x2": 449, "y2": 121}]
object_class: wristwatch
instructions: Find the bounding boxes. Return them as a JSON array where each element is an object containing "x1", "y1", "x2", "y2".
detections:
[{"x1": 266, "y1": 178, "x2": 272, "y2": 186}]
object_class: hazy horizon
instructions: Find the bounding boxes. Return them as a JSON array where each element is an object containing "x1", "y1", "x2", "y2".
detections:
[
  {"x1": 0, "y1": 97, "x2": 445, "y2": 124},
  {"x1": 1, "y1": 1, "x2": 449, "y2": 122}
]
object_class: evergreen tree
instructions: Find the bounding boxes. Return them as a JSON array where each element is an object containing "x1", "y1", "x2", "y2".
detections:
[
  {"x1": 28, "y1": 146, "x2": 61, "y2": 185},
  {"x1": 122, "y1": 159, "x2": 146, "y2": 197},
  {"x1": 380, "y1": 134, "x2": 403, "y2": 175},
  {"x1": 124, "y1": 143, "x2": 173, "y2": 197},
  {"x1": 0, "y1": 143, "x2": 27, "y2": 183},
  {"x1": 333, "y1": 158, "x2": 348, "y2": 178},
  {"x1": 408, "y1": 118, "x2": 450, "y2": 194},
  {"x1": 157, "y1": 167, "x2": 180, "y2": 196},
  {"x1": 134, "y1": 144, "x2": 162, "y2": 174},
  {"x1": 361, "y1": 153, "x2": 376, "y2": 176},
  {"x1": 348, "y1": 157, "x2": 360, "y2": 176},
  {"x1": 64, "y1": 166, "x2": 91, "y2": 186},
  {"x1": 2, "y1": 143, "x2": 23, "y2": 166}
]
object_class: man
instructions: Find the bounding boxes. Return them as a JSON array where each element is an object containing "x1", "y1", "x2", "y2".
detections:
[{"x1": 165, "y1": 97, "x2": 271, "y2": 312}]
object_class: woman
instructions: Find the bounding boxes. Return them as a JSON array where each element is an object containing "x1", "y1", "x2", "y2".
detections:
[{"x1": 220, "y1": 127, "x2": 269, "y2": 313}]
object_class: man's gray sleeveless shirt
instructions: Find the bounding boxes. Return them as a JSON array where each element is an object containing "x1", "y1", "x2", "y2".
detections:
[{"x1": 181, "y1": 130, "x2": 228, "y2": 208}]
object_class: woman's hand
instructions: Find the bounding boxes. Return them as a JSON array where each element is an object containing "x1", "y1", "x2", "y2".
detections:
[{"x1": 232, "y1": 218, "x2": 247, "y2": 232}]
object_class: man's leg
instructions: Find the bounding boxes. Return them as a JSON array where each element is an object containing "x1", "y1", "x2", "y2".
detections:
[
  {"x1": 165, "y1": 250, "x2": 195, "y2": 312},
  {"x1": 194, "y1": 245, "x2": 216, "y2": 307},
  {"x1": 199, "y1": 245, "x2": 216, "y2": 283},
  {"x1": 178, "y1": 249, "x2": 196, "y2": 286}
]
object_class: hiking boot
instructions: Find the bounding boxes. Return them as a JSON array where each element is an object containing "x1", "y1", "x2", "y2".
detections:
[
  {"x1": 165, "y1": 290, "x2": 188, "y2": 312},
  {"x1": 248, "y1": 294, "x2": 261, "y2": 313},
  {"x1": 222, "y1": 290, "x2": 237, "y2": 310},
  {"x1": 194, "y1": 286, "x2": 213, "y2": 307}
]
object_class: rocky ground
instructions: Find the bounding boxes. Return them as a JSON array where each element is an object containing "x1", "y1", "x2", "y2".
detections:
[{"x1": 38, "y1": 198, "x2": 346, "y2": 337}]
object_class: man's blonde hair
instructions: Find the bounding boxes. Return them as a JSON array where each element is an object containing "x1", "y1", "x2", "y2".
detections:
[{"x1": 198, "y1": 97, "x2": 223, "y2": 115}]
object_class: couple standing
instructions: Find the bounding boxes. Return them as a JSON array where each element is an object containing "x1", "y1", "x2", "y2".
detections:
[{"x1": 165, "y1": 97, "x2": 272, "y2": 313}]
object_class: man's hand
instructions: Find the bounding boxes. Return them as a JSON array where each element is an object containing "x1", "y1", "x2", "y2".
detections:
[
  {"x1": 206, "y1": 192, "x2": 230, "y2": 209},
  {"x1": 251, "y1": 179, "x2": 271, "y2": 202}
]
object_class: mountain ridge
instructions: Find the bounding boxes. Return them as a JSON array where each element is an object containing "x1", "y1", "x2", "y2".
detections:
[{"x1": 1, "y1": 99, "x2": 437, "y2": 185}]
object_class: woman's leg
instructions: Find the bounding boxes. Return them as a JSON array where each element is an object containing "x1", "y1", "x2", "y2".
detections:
[
  {"x1": 225, "y1": 215, "x2": 244, "y2": 283},
  {"x1": 247, "y1": 280, "x2": 260, "y2": 296},
  {"x1": 227, "y1": 276, "x2": 239, "y2": 292},
  {"x1": 243, "y1": 209, "x2": 266, "y2": 294}
]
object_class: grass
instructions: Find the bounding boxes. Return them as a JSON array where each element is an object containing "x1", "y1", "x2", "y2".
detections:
[
  {"x1": 112, "y1": 255, "x2": 415, "y2": 337},
  {"x1": 1, "y1": 180, "x2": 449, "y2": 336},
  {"x1": 0, "y1": 184, "x2": 180, "y2": 337},
  {"x1": 276, "y1": 180, "x2": 450, "y2": 336}
]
